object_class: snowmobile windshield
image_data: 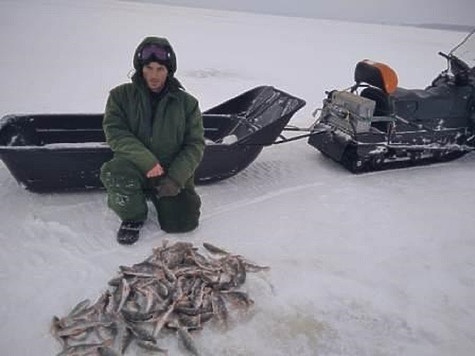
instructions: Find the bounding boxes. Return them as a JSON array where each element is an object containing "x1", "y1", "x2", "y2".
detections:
[{"x1": 450, "y1": 29, "x2": 475, "y2": 69}]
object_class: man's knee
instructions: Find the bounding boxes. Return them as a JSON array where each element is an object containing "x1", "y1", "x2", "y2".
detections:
[
  {"x1": 101, "y1": 157, "x2": 148, "y2": 222},
  {"x1": 100, "y1": 157, "x2": 145, "y2": 192},
  {"x1": 156, "y1": 189, "x2": 201, "y2": 233}
]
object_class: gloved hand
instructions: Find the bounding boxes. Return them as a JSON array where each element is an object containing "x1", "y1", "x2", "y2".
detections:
[{"x1": 156, "y1": 176, "x2": 181, "y2": 198}]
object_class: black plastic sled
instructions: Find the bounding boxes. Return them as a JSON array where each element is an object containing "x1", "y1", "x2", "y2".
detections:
[
  {"x1": 308, "y1": 30, "x2": 475, "y2": 173},
  {"x1": 0, "y1": 86, "x2": 305, "y2": 192}
]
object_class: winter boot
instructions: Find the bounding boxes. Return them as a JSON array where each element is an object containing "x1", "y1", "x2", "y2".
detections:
[{"x1": 117, "y1": 221, "x2": 144, "y2": 245}]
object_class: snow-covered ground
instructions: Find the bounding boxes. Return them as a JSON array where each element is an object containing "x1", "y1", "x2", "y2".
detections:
[{"x1": 1, "y1": 1, "x2": 475, "y2": 355}]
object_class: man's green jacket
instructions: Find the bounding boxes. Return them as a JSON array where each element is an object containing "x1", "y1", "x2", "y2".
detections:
[{"x1": 103, "y1": 76, "x2": 205, "y2": 189}]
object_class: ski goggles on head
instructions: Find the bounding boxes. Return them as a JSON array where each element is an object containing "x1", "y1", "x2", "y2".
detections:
[{"x1": 138, "y1": 44, "x2": 171, "y2": 63}]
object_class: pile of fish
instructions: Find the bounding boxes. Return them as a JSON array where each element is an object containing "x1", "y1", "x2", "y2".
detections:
[{"x1": 51, "y1": 241, "x2": 270, "y2": 355}]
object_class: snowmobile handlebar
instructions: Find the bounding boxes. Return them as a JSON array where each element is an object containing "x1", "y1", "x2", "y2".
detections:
[
  {"x1": 438, "y1": 51, "x2": 450, "y2": 60},
  {"x1": 438, "y1": 51, "x2": 471, "y2": 79}
]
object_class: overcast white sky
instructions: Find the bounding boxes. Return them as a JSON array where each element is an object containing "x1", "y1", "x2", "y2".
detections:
[{"x1": 127, "y1": 0, "x2": 475, "y2": 28}]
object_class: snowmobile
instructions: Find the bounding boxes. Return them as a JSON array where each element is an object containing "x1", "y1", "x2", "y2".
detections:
[{"x1": 308, "y1": 29, "x2": 475, "y2": 173}]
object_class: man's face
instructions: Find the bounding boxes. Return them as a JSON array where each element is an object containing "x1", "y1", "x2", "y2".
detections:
[{"x1": 142, "y1": 62, "x2": 168, "y2": 92}]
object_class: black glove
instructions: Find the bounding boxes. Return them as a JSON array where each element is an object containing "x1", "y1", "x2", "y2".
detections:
[{"x1": 156, "y1": 176, "x2": 181, "y2": 198}]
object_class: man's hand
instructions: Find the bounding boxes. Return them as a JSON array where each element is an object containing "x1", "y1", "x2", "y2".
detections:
[
  {"x1": 146, "y1": 163, "x2": 164, "y2": 178},
  {"x1": 156, "y1": 176, "x2": 181, "y2": 198}
]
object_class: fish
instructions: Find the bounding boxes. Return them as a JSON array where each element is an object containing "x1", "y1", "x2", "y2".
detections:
[
  {"x1": 160, "y1": 261, "x2": 178, "y2": 283},
  {"x1": 107, "y1": 277, "x2": 122, "y2": 287},
  {"x1": 241, "y1": 260, "x2": 271, "y2": 272},
  {"x1": 126, "y1": 323, "x2": 156, "y2": 342},
  {"x1": 191, "y1": 283, "x2": 207, "y2": 309},
  {"x1": 56, "y1": 339, "x2": 112, "y2": 356},
  {"x1": 118, "y1": 265, "x2": 156, "y2": 278},
  {"x1": 211, "y1": 292, "x2": 228, "y2": 327},
  {"x1": 55, "y1": 320, "x2": 112, "y2": 338},
  {"x1": 67, "y1": 299, "x2": 91, "y2": 318},
  {"x1": 50, "y1": 316, "x2": 68, "y2": 348},
  {"x1": 136, "y1": 339, "x2": 168, "y2": 354},
  {"x1": 177, "y1": 326, "x2": 201, "y2": 356},
  {"x1": 95, "y1": 324, "x2": 116, "y2": 343},
  {"x1": 98, "y1": 346, "x2": 121, "y2": 356},
  {"x1": 178, "y1": 314, "x2": 202, "y2": 330},
  {"x1": 221, "y1": 290, "x2": 254, "y2": 307},
  {"x1": 121, "y1": 309, "x2": 156, "y2": 323},
  {"x1": 52, "y1": 241, "x2": 269, "y2": 355},
  {"x1": 202, "y1": 242, "x2": 230, "y2": 255},
  {"x1": 152, "y1": 300, "x2": 177, "y2": 338},
  {"x1": 112, "y1": 319, "x2": 133, "y2": 355},
  {"x1": 113, "y1": 278, "x2": 130, "y2": 313}
]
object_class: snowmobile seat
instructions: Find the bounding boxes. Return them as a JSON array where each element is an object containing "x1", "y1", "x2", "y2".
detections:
[
  {"x1": 354, "y1": 59, "x2": 398, "y2": 94},
  {"x1": 392, "y1": 85, "x2": 473, "y2": 122},
  {"x1": 360, "y1": 86, "x2": 393, "y2": 132},
  {"x1": 360, "y1": 86, "x2": 391, "y2": 116}
]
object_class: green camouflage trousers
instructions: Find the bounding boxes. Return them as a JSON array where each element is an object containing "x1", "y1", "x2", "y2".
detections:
[{"x1": 100, "y1": 157, "x2": 201, "y2": 233}]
